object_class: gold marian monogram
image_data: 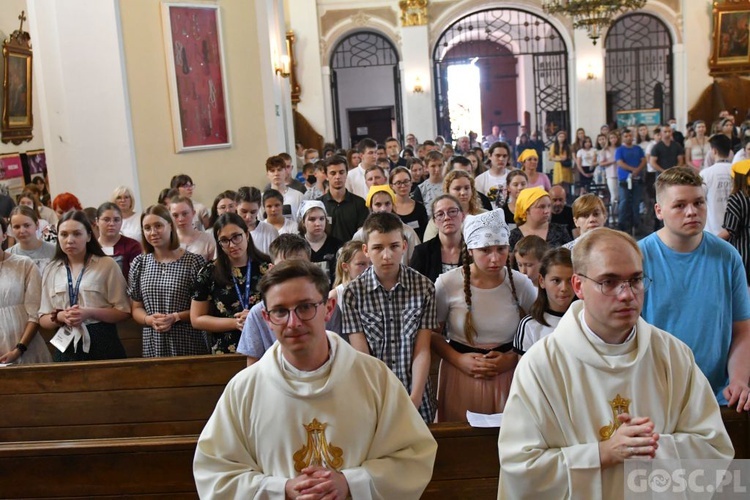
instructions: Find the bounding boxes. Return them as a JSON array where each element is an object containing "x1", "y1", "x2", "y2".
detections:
[
  {"x1": 293, "y1": 419, "x2": 344, "y2": 472},
  {"x1": 598, "y1": 394, "x2": 631, "y2": 441}
]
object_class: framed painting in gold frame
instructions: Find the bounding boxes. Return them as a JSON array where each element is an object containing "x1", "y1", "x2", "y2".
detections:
[
  {"x1": 1, "y1": 23, "x2": 33, "y2": 145},
  {"x1": 710, "y1": 1, "x2": 750, "y2": 76}
]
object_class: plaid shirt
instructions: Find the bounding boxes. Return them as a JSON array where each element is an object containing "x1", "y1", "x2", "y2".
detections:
[{"x1": 342, "y1": 264, "x2": 437, "y2": 422}]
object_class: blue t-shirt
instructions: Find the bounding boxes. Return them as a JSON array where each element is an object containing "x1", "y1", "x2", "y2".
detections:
[
  {"x1": 639, "y1": 231, "x2": 750, "y2": 404},
  {"x1": 615, "y1": 145, "x2": 645, "y2": 181}
]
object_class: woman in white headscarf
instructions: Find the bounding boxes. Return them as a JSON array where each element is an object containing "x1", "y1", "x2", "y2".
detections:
[{"x1": 432, "y1": 210, "x2": 537, "y2": 422}]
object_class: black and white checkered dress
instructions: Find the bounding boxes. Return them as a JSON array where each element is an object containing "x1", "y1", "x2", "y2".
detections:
[{"x1": 127, "y1": 251, "x2": 209, "y2": 357}]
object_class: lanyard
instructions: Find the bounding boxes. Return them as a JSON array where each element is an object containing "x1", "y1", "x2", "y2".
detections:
[
  {"x1": 232, "y1": 263, "x2": 252, "y2": 310},
  {"x1": 65, "y1": 262, "x2": 87, "y2": 306}
]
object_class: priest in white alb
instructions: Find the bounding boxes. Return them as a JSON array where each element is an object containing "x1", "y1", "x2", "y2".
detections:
[
  {"x1": 497, "y1": 227, "x2": 734, "y2": 499},
  {"x1": 193, "y1": 260, "x2": 437, "y2": 499}
]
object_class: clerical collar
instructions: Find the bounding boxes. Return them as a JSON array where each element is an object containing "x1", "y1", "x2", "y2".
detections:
[
  {"x1": 279, "y1": 338, "x2": 335, "y2": 378},
  {"x1": 579, "y1": 309, "x2": 636, "y2": 345}
]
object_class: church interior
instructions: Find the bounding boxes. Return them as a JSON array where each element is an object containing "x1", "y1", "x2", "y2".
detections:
[{"x1": 1, "y1": 0, "x2": 750, "y2": 498}]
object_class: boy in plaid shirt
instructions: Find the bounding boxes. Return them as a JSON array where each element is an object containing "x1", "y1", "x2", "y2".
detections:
[{"x1": 342, "y1": 212, "x2": 437, "y2": 422}]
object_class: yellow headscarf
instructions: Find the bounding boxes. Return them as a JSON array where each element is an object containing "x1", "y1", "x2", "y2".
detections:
[
  {"x1": 517, "y1": 149, "x2": 538, "y2": 164},
  {"x1": 514, "y1": 186, "x2": 549, "y2": 225},
  {"x1": 365, "y1": 184, "x2": 396, "y2": 208},
  {"x1": 732, "y1": 159, "x2": 750, "y2": 177}
]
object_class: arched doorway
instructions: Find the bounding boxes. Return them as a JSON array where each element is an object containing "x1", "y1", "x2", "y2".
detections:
[
  {"x1": 433, "y1": 8, "x2": 570, "y2": 145},
  {"x1": 330, "y1": 31, "x2": 403, "y2": 148},
  {"x1": 605, "y1": 13, "x2": 673, "y2": 125}
]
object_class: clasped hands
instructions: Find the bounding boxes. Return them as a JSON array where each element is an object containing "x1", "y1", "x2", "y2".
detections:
[
  {"x1": 599, "y1": 413, "x2": 660, "y2": 469},
  {"x1": 285, "y1": 466, "x2": 349, "y2": 500},
  {"x1": 146, "y1": 313, "x2": 177, "y2": 333},
  {"x1": 457, "y1": 351, "x2": 515, "y2": 379}
]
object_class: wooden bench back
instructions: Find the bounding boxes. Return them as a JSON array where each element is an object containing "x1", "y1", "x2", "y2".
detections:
[{"x1": 0, "y1": 355, "x2": 246, "y2": 442}]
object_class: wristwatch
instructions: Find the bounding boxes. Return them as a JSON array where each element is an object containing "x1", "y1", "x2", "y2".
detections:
[{"x1": 15, "y1": 342, "x2": 28, "y2": 354}]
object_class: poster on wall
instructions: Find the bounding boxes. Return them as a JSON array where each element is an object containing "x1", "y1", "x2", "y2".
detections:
[
  {"x1": 0, "y1": 153, "x2": 25, "y2": 199},
  {"x1": 615, "y1": 109, "x2": 661, "y2": 129},
  {"x1": 161, "y1": 3, "x2": 232, "y2": 153},
  {"x1": 0, "y1": 153, "x2": 23, "y2": 180}
]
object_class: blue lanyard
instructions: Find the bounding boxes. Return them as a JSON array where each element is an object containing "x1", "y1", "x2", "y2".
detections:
[
  {"x1": 232, "y1": 264, "x2": 252, "y2": 310},
  {"x1": 65, "y1": 262, "x2": 87, "y2": 306}
]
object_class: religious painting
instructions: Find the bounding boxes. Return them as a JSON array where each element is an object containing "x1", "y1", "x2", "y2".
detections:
[
  {"x1": 710, "y1": 1, "x2": 750, "y2": 76},
  {"x1": 1, "y1": 13, "x2": 33, "y2": 145},
  {"x1": 26, "y1": 149, "x2": 46, "y2": 175},
  {"x1": 161, "y1": 3, "x2": 232, "y2": 152}
]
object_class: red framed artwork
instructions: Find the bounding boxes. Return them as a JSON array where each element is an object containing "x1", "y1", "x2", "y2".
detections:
[{"x1": 161, "y1": 3, "x2": 232, "y2": 152}]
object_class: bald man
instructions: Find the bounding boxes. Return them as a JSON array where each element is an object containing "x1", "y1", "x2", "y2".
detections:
[
  {"x1": 548, "y1": 184, "x2": 575, "y2": 237},
  {"x1": 498, "y1": 227, "x2": 733, "y2": 499}
]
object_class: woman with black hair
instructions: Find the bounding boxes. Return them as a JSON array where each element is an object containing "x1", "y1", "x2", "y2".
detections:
[
  {"x1": 39, "y1": 210, "x2": 131, "y2": 361},
  {"x1": 190, "y1": 213, "x2": 271, "y2": 354}
]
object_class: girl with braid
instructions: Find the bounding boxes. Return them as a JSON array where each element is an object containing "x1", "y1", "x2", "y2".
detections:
[{"x1": 432, "y1": 210, "x2": 537, "y2": 422}]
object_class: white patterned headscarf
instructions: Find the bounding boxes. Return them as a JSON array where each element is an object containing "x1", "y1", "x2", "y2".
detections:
[
  {"x1": 463, "y1": 210, "x2": 510, "y2": 250},
  {"x1": 297, "y1": 200, "x2": 327, "y2": 221}
]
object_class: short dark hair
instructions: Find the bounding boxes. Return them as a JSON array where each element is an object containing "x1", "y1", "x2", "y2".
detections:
[
  {"x1": 709, "y1": 133, "x2": 732, "y2": 158},
  {"x1": 361, "y1": 212, "x2": 403, "y2": 243},
  {"x1": 385, "y1": 136, "x2": 399, "y2": 145},
  {"x1": 170, "y1": 174, "x2": 193, "y2": 189},
  {"x1": 325, "y1": 155, "x2": 348, "y2": 173},
  {"x1": 451, "y1": 156, "x2": 471, "y2": 168},
  {"x1": 269, "y1": 234, "x2": 312, "y2": 262},
  {"x1": 357, "y1": 138, "x2": 377, "y2": 154},
  {"x1": 266, "y1": 155, "x2": 286, "y2": 172},
  {"x1": 423, "y1": 140, "x2": 437, "y2": 147},
  {"x1": 277, "y1": 152, "x2": 292, "y2": 162},
  {"x1": 259, "y1": 260, "x2": 330, "y2": 307},
  {"x1": 263, "y1": 189, "x2": 284, "y2": 205}
]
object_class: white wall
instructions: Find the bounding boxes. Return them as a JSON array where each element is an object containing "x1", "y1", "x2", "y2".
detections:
[
  {"x1": 335, "y1": 65, "x2": 395, "y2": 147},
  {"x1": 0, "y1": 0, "x2": 45, "y2": 156},
  {"x1": 401, "y1": 24, "x2": 435, "y2": 144},
  {"x1": 27, "y1": 0, "x2": 140, "y2": 209}
]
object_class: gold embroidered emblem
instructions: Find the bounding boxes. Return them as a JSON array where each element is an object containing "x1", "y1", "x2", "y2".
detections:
[
  {"x1": 293, "y1": 419, "x2": 344, "y2": 472},
  {"x1": 599, "y1": 394, "x2": 631, "y2": 441}
]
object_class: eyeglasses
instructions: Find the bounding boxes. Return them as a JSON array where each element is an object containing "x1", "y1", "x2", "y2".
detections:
[
  {"x1": 99, "y1": 217, "x2": 122, "y2": 224},
  {"x1": 265, "y1": 300, "x2": 325, "y2": 325},
  {"x1": 218, "y1": 233, "x2": 244, "y2": 247},
  {"x1": 434, "y1": 208, "x2": 460, "y2": 222},
  {"x1": 578, "y1": 274, "x2": 652, "y2": 296},
  {"x1": 180, "y1": 183, "x2": 195, "y2": 189},
  {"x1": 391, "y1": 180, "x2": 411, "y2": 187}
]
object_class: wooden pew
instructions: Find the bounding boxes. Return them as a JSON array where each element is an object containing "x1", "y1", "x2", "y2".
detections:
[{"x1": 0, "y1": 355, "x2": 247, "y2": 442}]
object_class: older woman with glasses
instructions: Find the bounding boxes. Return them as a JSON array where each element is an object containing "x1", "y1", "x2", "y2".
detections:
[
  {"x1": 509, "y1": 187, "x2": 572, "y2": 251},
  {"x1": 191, "y1": 213, "x2": 271, "y2": 354},
  {"x1": 390, "y1": 166, "x2": 428, "y2": 241},
  {"x1": 410, "y1": 194, "x2": 465, "y2": 283}
]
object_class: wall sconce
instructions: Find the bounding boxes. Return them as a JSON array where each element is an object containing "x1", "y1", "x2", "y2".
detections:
[
  {"x1": 275, "y1": 55, "x2": 291, "y2": 78},
  {"x1": 586, "y1": 65, "x2": 596, "y2": 81},
  {"x1": 413, "y1": 77, "x2": 424, "y2": 93}
]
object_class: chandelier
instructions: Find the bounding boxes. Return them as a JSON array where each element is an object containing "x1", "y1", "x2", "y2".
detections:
[{"x1": 542, "y1": 0, "x2": 647, "y2": 44}]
